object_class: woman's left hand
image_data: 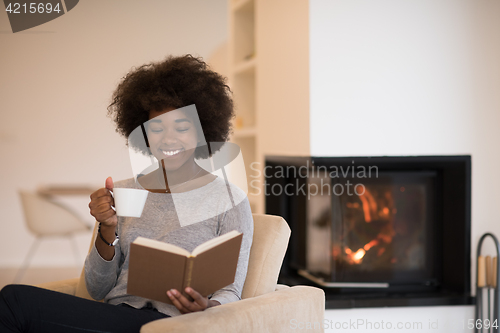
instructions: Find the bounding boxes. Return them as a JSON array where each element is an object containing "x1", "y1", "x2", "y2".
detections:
[{"x1": 167, "y1": 287, "x2": 220, "y2": 314}]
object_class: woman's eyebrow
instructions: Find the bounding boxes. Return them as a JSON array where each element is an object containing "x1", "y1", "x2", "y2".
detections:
[{"x1": 148, "y1": 118, "x2": 191, "y2": 124}]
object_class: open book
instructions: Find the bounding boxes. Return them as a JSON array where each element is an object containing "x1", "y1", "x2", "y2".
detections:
[{"x1": 127, "y1": 230, "x2": 243, "y2": 305}]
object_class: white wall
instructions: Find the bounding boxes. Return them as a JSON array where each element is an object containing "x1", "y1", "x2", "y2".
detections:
[
  {"x1": 310, "y1": 0, "x2": 500, "y2": 330},
  {"x1": 0, "y1": 0, "x2": 228, "y2": 267}
]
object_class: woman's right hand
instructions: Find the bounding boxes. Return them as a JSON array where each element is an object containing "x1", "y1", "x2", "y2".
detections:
[{"x1": 89, "y1": 177, "x2": 117, "y2": 228}]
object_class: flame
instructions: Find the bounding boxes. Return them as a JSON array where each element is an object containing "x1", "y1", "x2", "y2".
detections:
[
  {"x1": 343, "y1": 239, "x2": 382, "y2": 264},
  {"x1": 358, "y1": 195, "x2": 372, "y2": 223},
  {"x1": 382, "y1": 207, "x2": 389, "y2": 216},
  {"x1": 339, "y1": 187, "x2": 398, "y2": 266},
  {"x1": 358, "y1": 189, "x2": 377, "y2": 223},
  {"x1": 364, "y1": 239, "x2": 379, "y2": 251},
  {"x1": 352, "y1": 249, "x2": 366, "y2": 263}
]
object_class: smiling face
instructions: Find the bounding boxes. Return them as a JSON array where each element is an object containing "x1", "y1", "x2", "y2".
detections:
[{"x1": 146, "y1": 107, "x2": 200, "y2": 172}]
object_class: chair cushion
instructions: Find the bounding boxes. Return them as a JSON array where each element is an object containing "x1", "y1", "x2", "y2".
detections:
[{"x1": 241, "y1": 214, "x2": 291, "y2": 299}]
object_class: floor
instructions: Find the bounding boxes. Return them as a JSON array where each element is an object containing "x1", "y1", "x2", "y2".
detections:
[{"x1": 0, "y1": 266, "x2": 82, "y2": 290}]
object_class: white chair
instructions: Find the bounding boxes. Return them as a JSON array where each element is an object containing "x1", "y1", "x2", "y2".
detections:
[
  {"x1": 37, "y1": 214, "x2": 326, "y2": 332},
  {"x1": 16, "y1": 191, "x2": 92, "y2": 283}
]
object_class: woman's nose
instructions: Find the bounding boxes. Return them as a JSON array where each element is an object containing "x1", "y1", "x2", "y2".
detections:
[{"x1": 161, "y1": 130, "x2": 178, "y2": 145}]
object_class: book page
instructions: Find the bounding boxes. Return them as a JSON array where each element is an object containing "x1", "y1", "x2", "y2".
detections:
[
  {"x1": 133, "y1": 236, "x2": 191, "y2": 257},
  {"x1": 191, "y1": 230, "x2": 241, "y2": 256}
]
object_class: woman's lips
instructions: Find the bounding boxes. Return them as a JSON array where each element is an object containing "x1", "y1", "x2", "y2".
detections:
[{"x1": 160, "y1": 148, "x2": 184, "y2": 158}]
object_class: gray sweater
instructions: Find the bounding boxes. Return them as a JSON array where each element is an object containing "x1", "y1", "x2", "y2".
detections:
[{"x1": 84, "y1": 176, "x2": 253, "y2": 317}]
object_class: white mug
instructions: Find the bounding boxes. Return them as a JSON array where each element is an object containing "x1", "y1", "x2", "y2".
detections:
[{"x1": 111, "y1": 188, "x2": 148, "y2": 217}]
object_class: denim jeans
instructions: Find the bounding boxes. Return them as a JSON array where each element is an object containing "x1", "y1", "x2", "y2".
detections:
[{"x1": 0, "y1": 284, "x2": 170, "y2": 333}]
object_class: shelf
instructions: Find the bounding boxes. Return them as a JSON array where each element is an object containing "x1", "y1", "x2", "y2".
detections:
[
  {"x1": 232, "y1": 71, "x2": 256, "y2": 128},
  {"x1": 234, "y1": 57, "x2": 256, "y2": 75},
  {"x1": 233, "y1": 126, "x2": 257, "y2": 139},
  {"x1": 230, "y1": 0, "x2": 260, "y2": 213},
  {"x1": 231, "y1": 0, "x2": 253, "y2": 13},
  {"x1": 232, "y1": 0, "x2": 255, "y2": 65}
]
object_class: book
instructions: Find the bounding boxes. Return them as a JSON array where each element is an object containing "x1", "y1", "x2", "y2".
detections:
[{"x1": 127, "y1": 230, "x2": 243, "y2": 305}]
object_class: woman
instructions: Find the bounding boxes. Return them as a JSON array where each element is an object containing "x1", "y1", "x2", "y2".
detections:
[{"x1": 0, "y1": 55, "x2": 253, "y2": 332}]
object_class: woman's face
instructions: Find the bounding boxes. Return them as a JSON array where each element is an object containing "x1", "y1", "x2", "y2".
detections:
[{"x1": 146, "y1": 107, "x2": 199, "y2": 172}]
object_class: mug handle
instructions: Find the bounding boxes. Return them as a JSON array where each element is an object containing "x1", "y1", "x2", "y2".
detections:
[{"x1": 109, "y1": 189, "x2": 116, "y2": 212}]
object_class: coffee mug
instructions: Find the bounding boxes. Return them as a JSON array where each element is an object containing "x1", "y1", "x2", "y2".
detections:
[{"x1": 111, "y1": 188, "x2": 149, "y2": 217}]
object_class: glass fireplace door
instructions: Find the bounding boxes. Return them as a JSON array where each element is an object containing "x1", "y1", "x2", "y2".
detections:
[{"x1": 306, "y1": 170, "x2": 439, "y2": 287}]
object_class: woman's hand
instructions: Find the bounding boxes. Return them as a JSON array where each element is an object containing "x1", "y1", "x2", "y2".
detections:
[
  {"x1": 89, "y1": 177, "x2": 117, "y2": 228},
  {"x1": 167, "y1": 287, "x2": 220, "y2": 314}
]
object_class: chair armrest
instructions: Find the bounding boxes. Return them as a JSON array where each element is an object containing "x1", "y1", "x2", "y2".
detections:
[
  {"x1": 141, "y1": 286, "x2": 325, "y2": 333},
  {"x1": 36, "y1": 278, "x2": 80, "y2": 296},
  {"x1": 275, "y1": 284, "x2": 290, "y2": 291}
]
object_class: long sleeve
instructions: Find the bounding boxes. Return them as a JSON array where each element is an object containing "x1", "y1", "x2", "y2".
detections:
[
  {"x1": 84, "y1": 241, "x2": 122, "y2": 301},
  {"x1": 209, "y1": 196, "x2": 254, "y2": 305},
  {"x1": 82, "y1": 176, "x2": 254, "y2": 317}
]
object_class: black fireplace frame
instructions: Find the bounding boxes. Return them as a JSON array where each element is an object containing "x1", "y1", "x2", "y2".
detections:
[{"x1": 265, "y1": 155, "x2": 474, "y2": 308}]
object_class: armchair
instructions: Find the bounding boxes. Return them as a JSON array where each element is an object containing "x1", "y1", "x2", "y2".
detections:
[{"x1": 37, "y1": 214, "x2": 325, "y2": 332}]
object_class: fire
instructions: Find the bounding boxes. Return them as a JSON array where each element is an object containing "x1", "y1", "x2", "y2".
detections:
[
  {"x1": 363, "y1": 239, "x2": 379, "y2": 251},
  {"x1": 358, "y1": 195, "x2": 372, "y2": 223},
  {"x1": 339, "y1": 187, "x2": 398, "y2": 266},
  {"x1": 352, "y1": 249, "x2": 366, "y2": 263},
  {"x1": 357, "y1": 189, "x2": 378, "y2": 223},
  {"x1": 343, "y1": 239, "x2": 381, "y2": 264}
]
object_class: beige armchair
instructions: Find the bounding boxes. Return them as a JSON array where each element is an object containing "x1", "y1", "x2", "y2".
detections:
[{"x1": 37, "y1": 214, "x2": 325, "y2": 333}]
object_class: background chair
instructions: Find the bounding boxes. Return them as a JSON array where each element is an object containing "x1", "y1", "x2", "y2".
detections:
[
  {"x1": 37, "y1": 214, "x2": 325, "y2": 333},
  {"x1": 16, "y1": 191, "x2": 92, "y2": 283}
]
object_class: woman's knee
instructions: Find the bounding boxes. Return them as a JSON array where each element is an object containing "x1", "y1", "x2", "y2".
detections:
[
  {"x1": 1, "y1": 284, "x2": 32, "y2": 299},
  {"x1": 0, "y1": 284, "x2": 41, "y2": 310},
  {"x1": 0, "y1": 285, "x2": 25, "y2": 330},
  {"x1": 1, "y1": 284, "x2": 22, "y2": 300}
]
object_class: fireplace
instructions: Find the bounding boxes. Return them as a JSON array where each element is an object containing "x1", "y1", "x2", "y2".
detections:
[{"x1": 265, "y1": 156, "x2": 473, "y2": 308}]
